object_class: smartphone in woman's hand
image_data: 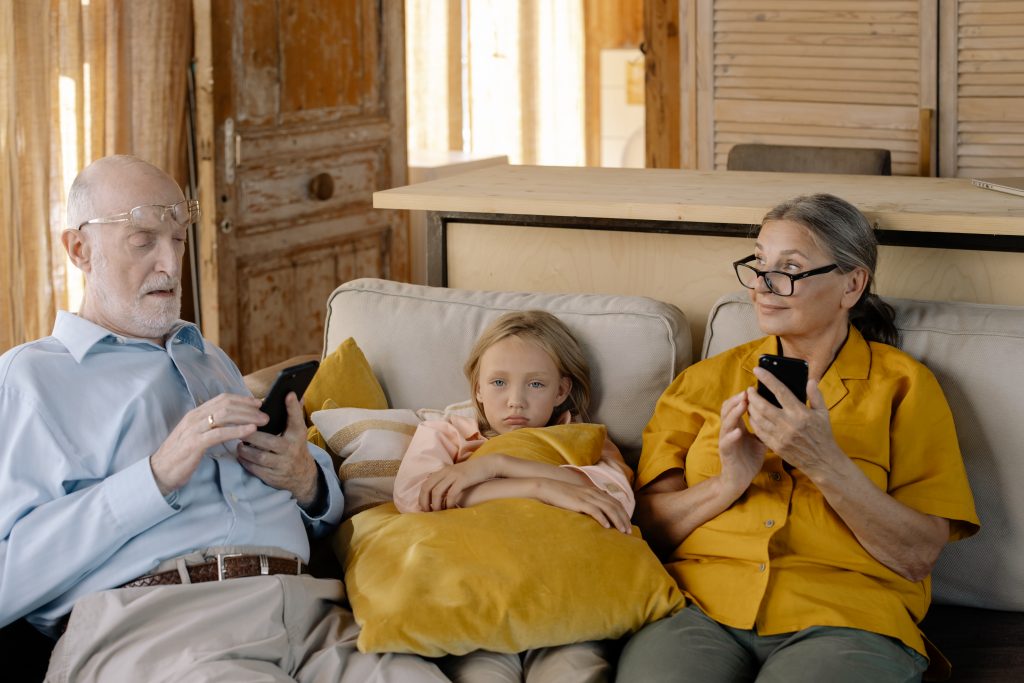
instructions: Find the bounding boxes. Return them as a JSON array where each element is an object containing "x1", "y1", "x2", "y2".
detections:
[{"x1": 756, "y1": 354, "x2": 808, "y2": 407}]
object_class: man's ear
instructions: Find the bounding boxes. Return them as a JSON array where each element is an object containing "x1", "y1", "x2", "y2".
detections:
[{"x1": 61, "y1": 228, "x2": 92, "y2": 273}]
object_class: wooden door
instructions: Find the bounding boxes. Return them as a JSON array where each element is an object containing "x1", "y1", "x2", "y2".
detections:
[{"x1": 194, "y1": 0, "x2": 407, "y2": 372}]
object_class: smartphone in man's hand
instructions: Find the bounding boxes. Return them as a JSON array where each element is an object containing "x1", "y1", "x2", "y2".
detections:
[
  {"x1": 257, "y1": 360, "x2": 320, "y2": 434},
  {"x1": 756, "y1": 354, "x2": 808, "y2": 408}
]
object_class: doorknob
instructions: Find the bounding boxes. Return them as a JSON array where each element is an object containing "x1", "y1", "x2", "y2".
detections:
[{"x1": 309, "y1": 173, "x2": 334, "y2": 200}]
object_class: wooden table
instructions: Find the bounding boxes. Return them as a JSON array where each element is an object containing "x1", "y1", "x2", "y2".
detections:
[{"x1": 375, "y1": 165, "x2": 1024, "y2": 353}]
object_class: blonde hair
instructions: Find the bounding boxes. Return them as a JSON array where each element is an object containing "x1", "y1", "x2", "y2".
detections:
[{"x1": 464, "y1": 310, "x2": 591, "y2": 434}]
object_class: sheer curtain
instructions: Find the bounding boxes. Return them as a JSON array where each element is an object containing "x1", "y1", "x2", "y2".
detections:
[
  {"x1": 406, "y1": 0, "x2": 585, "y2": 165},
  {"x1": 0, "y1": 0, "x2": 192, "y2": 354}
]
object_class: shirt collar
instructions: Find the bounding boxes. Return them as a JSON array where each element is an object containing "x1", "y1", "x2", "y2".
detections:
[
  {"x1": 52, "y1": 311, "x2": 205, "y2": 363},
  {"x1": 741, "y1": 325, "x2": 871, "y2": 409}
]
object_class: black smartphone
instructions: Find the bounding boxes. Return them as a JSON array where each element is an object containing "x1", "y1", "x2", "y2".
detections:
[
  {"x1": 257, "y1": 360, "x2": 320, "y2": 434},
  {"x1": 756, "y1": 354, "x2": 809, "y2": 408}
]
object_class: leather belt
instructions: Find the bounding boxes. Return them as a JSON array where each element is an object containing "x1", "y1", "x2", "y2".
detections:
[{"x1": 121, "y1": 553, "x2": 307, "y2": 589}]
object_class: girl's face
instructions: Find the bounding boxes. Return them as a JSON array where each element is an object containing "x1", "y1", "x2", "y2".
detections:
[{"x1": 475, "y1": 335, "x2": 572, "y2": 435}]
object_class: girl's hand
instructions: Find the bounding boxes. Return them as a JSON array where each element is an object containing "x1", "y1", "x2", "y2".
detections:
[
  {"x1": 531, "y1": 479, "x2": 632, "y2": 533},
  {"x1": 746, "y1": 368, "x2": 843, "y2": 478},
  {"x1": 419, "y1": 456, "x2": 499, "y2": 511},
  {"x1": 717, "y1": 390, "x2": 766, "y2": 498}
]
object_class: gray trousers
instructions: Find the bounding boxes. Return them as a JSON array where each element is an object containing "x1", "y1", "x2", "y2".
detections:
[
  {"x1": 439, "y1": 640, "x2": 611, "y2": 683},
  {"x1": 617, "y1": 605, "x2": 928, "y2": 683},
  {"x1": 45, "y1": 574, "x2": 450, "y2": 683}
]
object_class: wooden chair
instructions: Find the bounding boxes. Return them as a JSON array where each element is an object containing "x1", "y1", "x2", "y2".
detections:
[{"x1": 726, "y1": 143, "x2": 892, "y2": 175}]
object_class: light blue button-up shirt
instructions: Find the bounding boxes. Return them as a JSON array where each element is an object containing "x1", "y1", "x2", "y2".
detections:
[{"x1": 0, "y1": 312, "x2": 342, "y2": 637}]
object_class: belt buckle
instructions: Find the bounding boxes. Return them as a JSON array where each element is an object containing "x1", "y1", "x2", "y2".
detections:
[{"x1": 215, "y1": 553, "x2": 245, "y2": 581}]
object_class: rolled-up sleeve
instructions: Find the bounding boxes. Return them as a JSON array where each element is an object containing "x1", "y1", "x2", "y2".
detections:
[{"x1": 562, "y1": 437, "x2": 636, "y2": 517}]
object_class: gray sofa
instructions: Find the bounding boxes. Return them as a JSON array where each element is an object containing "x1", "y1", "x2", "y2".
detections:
[
  {"x1": 6, "y1": 278, "x2": 1022, "y2": 680},
  {"x1": 323, "y1": 279, "x2": 1024, "y2": 680}
]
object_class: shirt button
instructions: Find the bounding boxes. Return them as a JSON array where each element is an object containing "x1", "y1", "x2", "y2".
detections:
[
  {"x1": 765, "y1": 519, "x2": 775, "y2": 528},
  {"x1": 758, "y1": 563, "x2": 767, "y2": 572},
  {"x1": 769, "y1": 472, "x2": 781, "y2": 482}
]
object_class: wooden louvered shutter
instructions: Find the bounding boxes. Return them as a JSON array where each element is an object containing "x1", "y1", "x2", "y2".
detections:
[
  {"x1": 939, "y1": 0, "x2": 1024, "y2": 177},
  {"x1": 696, "y1": 0, "x2": 936, "y2": 176}
]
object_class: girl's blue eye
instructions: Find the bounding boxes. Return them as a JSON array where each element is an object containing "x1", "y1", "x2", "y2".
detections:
[
  {"x1": 491, "y1": 379, "x2": 505, "y2": 387},
  {"x1": 528, "y1": 381, "x2": 544, "y2": 389}
]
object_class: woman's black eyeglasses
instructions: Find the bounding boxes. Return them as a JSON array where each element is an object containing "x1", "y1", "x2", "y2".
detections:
[{"x1": 732, "y1": 255, "x2": 839, "y2": 297}]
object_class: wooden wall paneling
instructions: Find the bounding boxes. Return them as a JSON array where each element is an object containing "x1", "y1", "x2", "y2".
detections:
[
  {"x1": 583, "y1": 0, "x2": 643, "y2": 166},
  {"x1": 938, "y1": 0, "x2": 958, "y2": 178},
  {"x1": 940, "y1": 0, "x2": 1024, "y2": 178},
  {"x1": 644, "y1": 0, "x2": 682, "y2": 168},
  {"x1": 696, "y1": 0, "x2": 714, "y2": 169},
  {"x1": 702, "y1": 0, "x2": 934, "y2": 176},
  {"x1": 444, "y1": 221, "x2": 1024, "y2": 354},
  {"x1": 918, "y1": 0, "x2": 937, "y2": 176}
]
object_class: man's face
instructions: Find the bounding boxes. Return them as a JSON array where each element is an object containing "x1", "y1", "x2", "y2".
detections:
[{"x1": 79, "y1": 169, "x2": 187, "y2": 342}]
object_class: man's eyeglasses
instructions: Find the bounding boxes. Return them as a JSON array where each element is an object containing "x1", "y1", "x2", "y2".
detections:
[
  {"x1": 77, "y1": 199, "x2": 200, "y2": 231},
  {"x1": 732, "y1": 254, "x2": 839, "y2": 297}
]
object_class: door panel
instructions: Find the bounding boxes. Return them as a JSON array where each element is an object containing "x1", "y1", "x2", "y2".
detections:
[{"x1": 204, "y1": 0, "x2": 407, "y2": 372}]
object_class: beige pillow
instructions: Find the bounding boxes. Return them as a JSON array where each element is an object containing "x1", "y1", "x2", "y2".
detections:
[{"x1": 311, "y1": 407, "x2": 420, "y2": 519}]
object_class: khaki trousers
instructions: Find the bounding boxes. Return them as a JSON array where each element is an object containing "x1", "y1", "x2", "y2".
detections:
[{"x1": 45, "y1": 574, "x2": 450, "y2": 683}]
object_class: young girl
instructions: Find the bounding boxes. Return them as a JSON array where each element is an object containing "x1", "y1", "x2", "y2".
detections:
[{"x1": 393, "y1": 309, "x2": 635, "y2": 683}]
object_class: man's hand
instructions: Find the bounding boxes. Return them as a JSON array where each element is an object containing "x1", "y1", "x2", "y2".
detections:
[
  {"x1": 235, "y1": 392, "x2": 320, "y2": 507},
  {"x1": 150, "y1": 393, "x2": 267, "y2": 497}
]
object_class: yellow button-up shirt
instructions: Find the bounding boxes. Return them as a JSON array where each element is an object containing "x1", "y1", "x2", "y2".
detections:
[{"x1": 638, "y1": 327, "x2": 980, "y2": 656}]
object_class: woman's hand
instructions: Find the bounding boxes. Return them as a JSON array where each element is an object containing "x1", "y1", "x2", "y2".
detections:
[
  {"x1": 419, "y1": 456, "x2": 500, "y2": 511},
  {"x1": 718, "y1": 390, "x2": 767, "y2": 497},
  {"x1": 746, "y1": 368, "x2": 844, "y2": 478}
]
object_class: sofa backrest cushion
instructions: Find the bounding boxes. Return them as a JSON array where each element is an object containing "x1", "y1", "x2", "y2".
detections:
[
  {"x1": 322, "y1": 279, "x2": 690, "y2": 464},
  {"x1": 703, "y1": 291, "x2": 1024, "y2": 611}
]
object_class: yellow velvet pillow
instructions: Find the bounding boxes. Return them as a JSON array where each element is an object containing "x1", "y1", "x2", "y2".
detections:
[
  {"x1": 302, "y1": 338, "x2": 387, "y2": 421},
  {"x1": 336, "y1": 423, "x2": 685, "y2": 656},
  {"x1": 470, "y1": 423, "x2": 608, "y2": 467}
]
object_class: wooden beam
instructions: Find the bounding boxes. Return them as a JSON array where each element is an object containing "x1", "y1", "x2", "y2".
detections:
[{"x1": 644, "y1": 0, "x2": 681, "y2": 168}]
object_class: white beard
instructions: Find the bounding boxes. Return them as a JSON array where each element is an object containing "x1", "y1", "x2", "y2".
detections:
[{"x1": 88, "y1": 251, "x2": 182, "y2": 339}]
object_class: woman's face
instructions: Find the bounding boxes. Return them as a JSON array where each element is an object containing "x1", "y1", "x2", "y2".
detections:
[{"x1": 750, "y1": 219, "x2": 865, "y2": 341}]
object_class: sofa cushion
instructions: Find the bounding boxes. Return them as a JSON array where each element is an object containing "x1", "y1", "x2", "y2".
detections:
[
  {"x1": 310, "y1": 406, "x2": 420, "y2": 519},
  {"x1": 322, "y1": 279, "x2": 690, "y2": 465},
  {"x1": 703, "y1": 291, "x2": 1024, "y2": 611}
]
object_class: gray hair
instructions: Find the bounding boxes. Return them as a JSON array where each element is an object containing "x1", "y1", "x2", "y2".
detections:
[{"x1": 762, "y1": 193, "x2": 898, "y2": 346}]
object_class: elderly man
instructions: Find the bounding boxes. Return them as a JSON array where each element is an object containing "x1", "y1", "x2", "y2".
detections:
[{"x1": 0, "y1": 155, "x2": 447, "y2": 682}]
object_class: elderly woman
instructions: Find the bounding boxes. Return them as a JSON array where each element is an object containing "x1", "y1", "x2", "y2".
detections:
[{"x1": 618, "y1": 194, "x2": 979, "y2": 683}]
